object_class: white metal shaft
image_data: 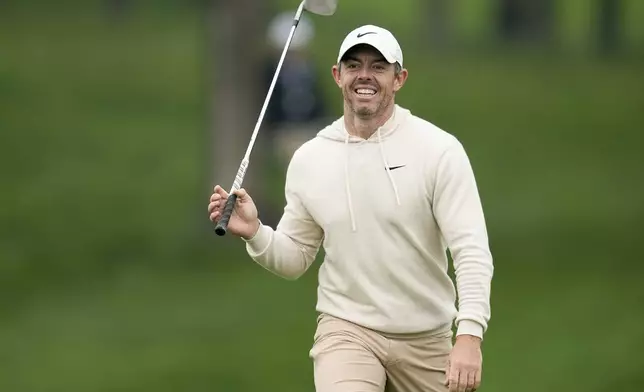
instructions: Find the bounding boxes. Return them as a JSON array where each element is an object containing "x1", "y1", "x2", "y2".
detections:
[
  {"x1": 227, "y1": 1, "x2": 306, "y2": 194},
  {"x1": 244, "y1": 0, "x2": 305, "y2": 163}
]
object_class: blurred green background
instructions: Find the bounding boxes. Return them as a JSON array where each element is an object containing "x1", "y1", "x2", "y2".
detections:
[{"x1": 1, "y1": 0, "x2": 643, "y2": 391}]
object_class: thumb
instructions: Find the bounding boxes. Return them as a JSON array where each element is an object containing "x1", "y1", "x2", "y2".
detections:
[
  {"x1": 233, "y1": 188, "x2": 249, "y2": 200},
  {"x1": 444, "y1": 359, "x2": 450, "y2": 386}
]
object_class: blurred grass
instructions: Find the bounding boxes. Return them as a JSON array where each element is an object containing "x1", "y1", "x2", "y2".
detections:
[
  {"x1": 1, "y1": 2, "x2": 644, "y2": 392},
  {"x1": 0, "y1": 5, "x2": 207, "y2": 284}
]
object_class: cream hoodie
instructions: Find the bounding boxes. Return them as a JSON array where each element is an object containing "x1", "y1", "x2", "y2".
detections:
[{"x1": 244, "y1": 104, "x2": 494, "y2": 338}]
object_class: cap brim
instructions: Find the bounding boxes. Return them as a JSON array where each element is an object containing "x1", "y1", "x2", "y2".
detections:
[{"x1": 338, "y1": 42, "x2": 397, "y2": 64}]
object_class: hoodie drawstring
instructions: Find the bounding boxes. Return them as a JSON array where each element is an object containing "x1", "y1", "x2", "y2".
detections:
[
  {"x1": 344, "y1": 134, "x2": 357, "y2": 232},
  {"x1": 378, "y1": 128, "x2": 402, "y2": 206},
  {"x1": 343, "y1": 128, "x2": 402, "y2": 233}
]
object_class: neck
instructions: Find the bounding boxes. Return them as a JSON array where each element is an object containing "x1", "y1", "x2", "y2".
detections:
[{"x1": 344, "y1": 102, "x2": 395, "y2": 140}]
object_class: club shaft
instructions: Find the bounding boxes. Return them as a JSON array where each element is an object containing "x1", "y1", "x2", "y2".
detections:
[
  {"x1": 216, "y1": 1, "x2": 331, "y2": 236},
  {"x1": 227, "y1": 1, "x2": 306, "y2": 196}
]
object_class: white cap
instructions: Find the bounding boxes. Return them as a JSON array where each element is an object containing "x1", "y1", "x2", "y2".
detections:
[{"x1": 337, "y1": 25, "x2": 403, "y2": 67}]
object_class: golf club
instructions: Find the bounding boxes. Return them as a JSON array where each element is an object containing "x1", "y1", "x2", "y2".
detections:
[{"x1": 214, "y1": 0, "x2": 339, "y2": 236}]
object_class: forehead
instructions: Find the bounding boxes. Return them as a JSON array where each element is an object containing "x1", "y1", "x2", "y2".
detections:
[{"x1": 342, "y1": 44, "x2": 387, "y2": 62}]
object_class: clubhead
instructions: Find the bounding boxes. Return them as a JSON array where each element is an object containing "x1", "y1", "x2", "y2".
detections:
[{"x1": 303, "y1": 0, "x2": 338, "y2": 15}]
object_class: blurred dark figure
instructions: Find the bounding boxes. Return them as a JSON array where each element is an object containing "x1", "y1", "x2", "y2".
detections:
[
  {"x1": 262, "y1": 52, "x2": 327, "y2": 165},
  {"x1": 498, "y1": 0, "x2": 554, "y2": 43},
  {"x1": 263, "y1": 12, "x2": 328, "y2": 167},
  {"x1": 598, "y1": 0, "x2": 621, "y2": 54}
]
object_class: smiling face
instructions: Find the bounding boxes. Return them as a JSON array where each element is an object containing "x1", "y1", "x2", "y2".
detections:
[{"x1": 332, "y1": 44, "x2": 408, "y2": 120}]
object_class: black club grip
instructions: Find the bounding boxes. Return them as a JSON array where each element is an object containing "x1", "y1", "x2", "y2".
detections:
[{"x1": 214, "y1": 193, "x2": 238, "y2": 236}]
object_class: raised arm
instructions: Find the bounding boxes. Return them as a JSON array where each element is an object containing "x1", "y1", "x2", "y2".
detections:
[{"x1": 242, "y1": 152, "x2": 324, "y2": 280}]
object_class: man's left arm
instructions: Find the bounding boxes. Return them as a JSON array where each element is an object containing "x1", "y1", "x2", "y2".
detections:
[{"x1": 432, "y1": 139, "x2": 494, "y2": 391}]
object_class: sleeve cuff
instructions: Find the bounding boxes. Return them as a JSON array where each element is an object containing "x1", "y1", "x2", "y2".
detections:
[
  {"x1": 242, "y1": 222, "x2": 273, "y2": 257},
  {"x1": 456, "y1": 320, "x2": 484, "y2": 339}
]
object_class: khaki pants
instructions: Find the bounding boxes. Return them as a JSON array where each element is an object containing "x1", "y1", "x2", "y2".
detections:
[{"x1": 309, "y1": 313, "x2": 453, "y2": 392}]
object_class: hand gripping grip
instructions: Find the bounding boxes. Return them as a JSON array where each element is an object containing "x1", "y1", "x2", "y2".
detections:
[
  {"x1": 214, "y1": 193, "x2": 237, "y2": 236},
  {"x1": 214, "y1": 159, "x2": 248, "y2": 236}
]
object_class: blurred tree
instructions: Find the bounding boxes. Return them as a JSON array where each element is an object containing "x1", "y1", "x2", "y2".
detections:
[
  {"x1": 498, "y1": 0, "x2": 554, "y2": 43},
  {"x1": 206, "y1": 0, "x2": 277, "y2": 227},
  {"x1": 425, "y1": 0, "x2": 452, "y2": 50},
  {"x1": 598, "y1": 0, "x2": 621, "y2": 53}
]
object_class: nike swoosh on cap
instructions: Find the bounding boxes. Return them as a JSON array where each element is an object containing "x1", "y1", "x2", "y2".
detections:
[{"x1": 357, "y1": 32, "x2": 376, "y2": 38}]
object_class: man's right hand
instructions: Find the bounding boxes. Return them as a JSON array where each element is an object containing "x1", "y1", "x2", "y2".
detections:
[{"x1": 208, "y1": 185, "x2": 260, "y2": 240}]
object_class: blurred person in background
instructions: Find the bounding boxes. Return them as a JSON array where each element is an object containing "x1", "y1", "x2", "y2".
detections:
[
  {"x1": 263, "y1": 11, "x2": 329, "y2": 166},
  {"x1": 210, "y1": 24, "x2": 493, "y2": 392}
]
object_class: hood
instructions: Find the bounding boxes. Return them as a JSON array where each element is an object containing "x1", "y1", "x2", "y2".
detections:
[{"x1": 315, "y1": 105, "x2": 411, "y2": 232}]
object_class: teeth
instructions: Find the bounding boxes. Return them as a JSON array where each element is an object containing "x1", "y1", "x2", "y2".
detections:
[{"x1": 356, "y1": 88, "x2": 376, "y2": 95}]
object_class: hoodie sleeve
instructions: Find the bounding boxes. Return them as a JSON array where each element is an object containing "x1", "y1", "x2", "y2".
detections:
[
  {"x1": 432, "y1": 139, "x2": 494, "y2": 339},
  {"x1": 242, "y1": 150, "x2": 324, "y2": 280}
]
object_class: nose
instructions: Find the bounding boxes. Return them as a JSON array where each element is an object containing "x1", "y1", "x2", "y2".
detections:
[{"x1": 357, "y1": 65, "x2": 372, "y2": 80}]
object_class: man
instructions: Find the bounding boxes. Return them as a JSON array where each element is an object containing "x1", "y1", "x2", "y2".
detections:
[{"x1": 209, "y1": 24, "x2": 494, "y2": 392}]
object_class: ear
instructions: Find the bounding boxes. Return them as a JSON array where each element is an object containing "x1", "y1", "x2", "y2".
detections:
[
  {"x1": 393, "y1": 68, "x2": 408, "y2": 93},
  {"x1": 331, "y1": 64, "x2": 342, "y2": 88}
]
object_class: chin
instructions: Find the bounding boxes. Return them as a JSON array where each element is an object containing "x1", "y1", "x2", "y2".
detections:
[
  {"x1": 350, "y1": 100, "x2": 378, "y2": 115},
  {"x1": 355, "y1": 107, "x2": 375, "y2": 117}
]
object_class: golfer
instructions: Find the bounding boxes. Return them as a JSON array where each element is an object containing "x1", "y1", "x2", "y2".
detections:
[{"x1": 209, "y1": 24, "x2": 494, "y2": 392}]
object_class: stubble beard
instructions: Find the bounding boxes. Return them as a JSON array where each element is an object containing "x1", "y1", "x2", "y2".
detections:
[{"x1": 344, "y1": 87, "x2": 392, "y2": 120}]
